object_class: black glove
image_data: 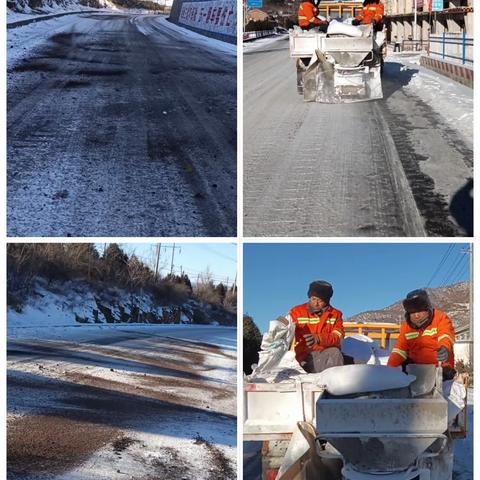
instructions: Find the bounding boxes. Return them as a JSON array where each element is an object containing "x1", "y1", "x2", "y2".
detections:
[
  {"x1": 303, "y1": 333, "x2": 320, "y2": 347},
  {"x1": 437, "y1": 346, "x2": 449, "y2": 362},
  {"x1": 352, "y1": 19, "x2": 360, "y2": 26}
]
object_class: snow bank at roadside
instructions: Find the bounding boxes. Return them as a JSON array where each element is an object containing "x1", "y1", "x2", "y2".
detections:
[
  {"x1": 157, "y1": 16, "x2": 236, "y2": 56},
  {"x1": 6, "y1": 0, "x2": 115, "y2": 22},
  {"x1": 243, "y1": 33, "x2": 288, "y2": 54},
  {"x1": 8, "y1": 277, "x2": 237, "y2": 342}
]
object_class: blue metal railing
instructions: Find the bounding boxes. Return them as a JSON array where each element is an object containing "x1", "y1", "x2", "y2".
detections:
[{"x1": 429, "y1": 32, "x2": 473, "y2": 65}]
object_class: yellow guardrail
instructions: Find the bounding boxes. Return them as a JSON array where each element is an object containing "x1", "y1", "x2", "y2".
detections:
[{"x1": 344, "y1": 322, "x2": 400, "y2": 349}]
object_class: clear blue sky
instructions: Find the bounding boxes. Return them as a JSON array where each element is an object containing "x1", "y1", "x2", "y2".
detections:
[
  {"x1": 96, "y1": 243, "x2": 237, "y2": 286},
  {"x1": 244, "y1": 243, "x2": 470, "y2": 333}
]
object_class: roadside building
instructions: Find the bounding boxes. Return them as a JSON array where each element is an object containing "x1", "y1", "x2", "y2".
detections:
[
  {"x1": 247, "y1": 8, "x2": 269, "y2": 22},
  {"x1": 385, "y1": 1, "x2": 473, "y2": 85},
  {"x1": 385, "y1": 1, "x2": 473, "y2": 45}
]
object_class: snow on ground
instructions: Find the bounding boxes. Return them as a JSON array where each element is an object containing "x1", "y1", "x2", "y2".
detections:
[
  {"x1": 8, "y1": 325, "x2": 237, "y2": 479},
  {"x1": 386, "y1": 52, "x2": 473, "y2": 145},
  {"x1": 7, "y1": 11, "x2": 109, "y2": 68},
  {"x1": 8, "y1": 10, "x2": 235, "y2": 72},
  {"x1": 243, "y1": 33, "x2": 288, "y2": 54},
  {"x1": 147, "y1": 16, "x2": 237, "y2": 56},
  {"x1": 452, "y1": 387, "x2": 473, "y2": 480},
  {"x1": 7, "y1": 5, "x2": 100, "y2": 23}
]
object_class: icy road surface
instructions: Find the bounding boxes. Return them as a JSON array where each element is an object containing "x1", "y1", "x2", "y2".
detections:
[
  {"x1": 243, "y1": 36, "x2": 472, "y2": 237},
  {"x1": 8, "y1": 13, "x2": 236, "y2": 236},
  {"x1": 7, "y1": 325, "x2": 237, "y2": 479}
]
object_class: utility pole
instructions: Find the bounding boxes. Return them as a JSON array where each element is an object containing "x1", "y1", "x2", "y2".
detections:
[
  {"x1": 468, "y1": 244, "x2": 473, "y2": 364},
  {"x1": 413, "y1": 0, "x2": 418, "y2": 42},
  {"x1": 161, "y1": 244, "x2": 181, "y2": 276},
  {"x1": 154, "y1": 243, "x2": 161, "y2": 280},
  {"x1": 170, "y1": 243, "x2": 176, "y2": 275}
]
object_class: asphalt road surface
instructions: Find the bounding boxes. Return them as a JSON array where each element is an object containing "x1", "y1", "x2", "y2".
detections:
[
  {"x1": 8, "y1": 14, "x2": 236, "y2": 236},
  {"x1": 244, "y1": 36, "x2": 472, "y2": 237},
  {"x1": 7, "y1": 326, "x2": 237, "y2": 480}
]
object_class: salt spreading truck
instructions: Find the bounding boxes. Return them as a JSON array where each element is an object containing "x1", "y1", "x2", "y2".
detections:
[
  {"x1": 289, "y1": 20, "x2": 386, "y2": 103},
  {"x1": 244, "y1": 322, "x2": 468, "y2": 480}
]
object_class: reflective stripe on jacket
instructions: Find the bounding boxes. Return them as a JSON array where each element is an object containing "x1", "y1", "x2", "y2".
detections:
[
  {"x1": 355, "y1": 3, "x2": 384, "y2": 25},
  {"x1": 287, "y1": 303, "x2": 344, "y2": 364},
  {"x1": 298, "y1": 2, "x2": 322, "y2": 27},
  {"x1": 387, "y1": 309, "x2": 456, "y2": 369}
]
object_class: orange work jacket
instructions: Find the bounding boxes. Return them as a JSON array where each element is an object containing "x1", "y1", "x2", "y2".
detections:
[
  {"x1": 387, "y1": 309, "x2": 455, "y2": 369},
  {"x1": 288, "y1": 303, "x2": 344, "y2": 364},
  {"x1": 355, "y1": 3, "x2": 384, "y2": 25},
  {"x1": 298, "y1": 2, "x2": 323, "y2": 28}
]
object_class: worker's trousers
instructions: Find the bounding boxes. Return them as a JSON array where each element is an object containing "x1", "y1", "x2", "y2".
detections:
[{"x1": 303, "y1": 347, "x2": 344, "y2": 374}]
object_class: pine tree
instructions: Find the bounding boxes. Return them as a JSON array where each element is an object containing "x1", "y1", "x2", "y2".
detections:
[{"x1": 243, "y1": 315, "x2": 262, "y2": 375}]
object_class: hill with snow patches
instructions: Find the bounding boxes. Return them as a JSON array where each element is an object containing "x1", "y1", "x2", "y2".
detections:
[{"x1": 347, "y1": 282, "x2": 469, "y2": 331}]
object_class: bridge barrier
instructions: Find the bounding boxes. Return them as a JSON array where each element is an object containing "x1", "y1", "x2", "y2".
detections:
[
  {"x1": 243, "y1": 30, "x2": 276, "y2": 41},
  {"x1": 420, "y1": 55, "x2": 473, "y2": 88}
]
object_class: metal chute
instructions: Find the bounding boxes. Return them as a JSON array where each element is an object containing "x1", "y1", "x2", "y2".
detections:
[{"x1": 290, "y1": 25, "x2": 384, "y2": 103}]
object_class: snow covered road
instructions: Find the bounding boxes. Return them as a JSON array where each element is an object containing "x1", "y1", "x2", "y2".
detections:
[
  {"x1": 243, "y1": 36, "x2": 472, "y2": 237},
  {"x1": 7, "y1": 325, "x2": 237, "y2": 479},
  {"x1": 8, "y1": 13, "x2": 237, "y2": 236}
]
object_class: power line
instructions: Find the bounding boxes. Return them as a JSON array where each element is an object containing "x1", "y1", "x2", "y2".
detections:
[
  {"x1": 426, "y1": 244, "x2": 454, "y2": 287},
  {"x1": 440, "y1": 253, "x2": 465, "y2": 287},
  {"x1": 197, "y1": 244, "x2": 237, "y2": 263},
  {"x1": 451, "y1": 262, "x2": 469, "y2": 285}
]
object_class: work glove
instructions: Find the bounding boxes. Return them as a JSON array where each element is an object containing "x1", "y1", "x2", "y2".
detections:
[
  {"x1": 303, "y1": 333, "x2": 320, "y2": 347},
  {"x1": 352, "y1": 19, "x2": 360, "y2": 26},
  {"x1": 276, "y1": 316, "x2": 289, "y2": 326},
  {"x1": 436, "y1": 346, "x2": 449, "y2": 363}
]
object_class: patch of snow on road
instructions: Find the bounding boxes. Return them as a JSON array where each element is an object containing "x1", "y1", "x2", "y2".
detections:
[
  {"x1": 7, "y1": 13, "x2": 101, "y2": 67},
  {"x1": 386, "y1": 53, "x2": 473, "y2": 145},
  {"x1": 243, "y1": 34, "x2": 288, "y2": 54},
  {"x1": 452, "y1": 387, "x2": 473, "y2": 480}
]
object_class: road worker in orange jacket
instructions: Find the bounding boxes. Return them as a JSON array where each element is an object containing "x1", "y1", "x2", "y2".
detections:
[
  {"x1": 388, "y1": 289, "x2": 456, "y2": 379},
  {"x1": 352, "y1": 0, "x2": 384, "y2": 30},
  {"x1": 298, "y1": 0, "x2": 328, "y2": 32},
  {"x1": 279, "y1": 280, "x2": 345, "y2": 373}
]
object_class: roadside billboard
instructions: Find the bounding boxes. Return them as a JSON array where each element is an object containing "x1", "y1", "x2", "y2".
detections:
[{"x1": 179, "y1": 0, "x2": 236, "y2": 37}]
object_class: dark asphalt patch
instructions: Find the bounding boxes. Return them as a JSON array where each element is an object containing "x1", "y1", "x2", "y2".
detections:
[
  {"x1": 112, "y1": 435, "x2": 138, "y2": 454},
  {"x1": 380, "y1": 102, "x2": 466, "y2": 236},
  {"x1": 78, "y1": 68, "x2": 128, "y2": 77},
  {"x1": 12, "y1": 62, "x2": 57, "y2": 73},
  {"x1": 190, "y1": 67, "x2": 232, "y2": 75},
  {"x1": 50, "y1": 32, "x2": 85, "y2": 46},
  {"x1": 64, "y1": 80, "x2": 92, "y2": 88},
  {"x1": 8, "y1": 414, "x2": 118, "y2": 479}
]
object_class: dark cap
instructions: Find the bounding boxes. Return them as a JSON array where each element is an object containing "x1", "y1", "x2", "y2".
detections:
[
  {"x1": 402, "y1": 289, "x2": 432, "y2": 313},
  {"x1": 307, "y1": 281, "x2": 333, "y2": 302}
]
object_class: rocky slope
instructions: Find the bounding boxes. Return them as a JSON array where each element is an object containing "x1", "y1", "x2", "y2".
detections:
[{"x1": 8, "y1": 278, "x2": 236, "y2": 328}]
